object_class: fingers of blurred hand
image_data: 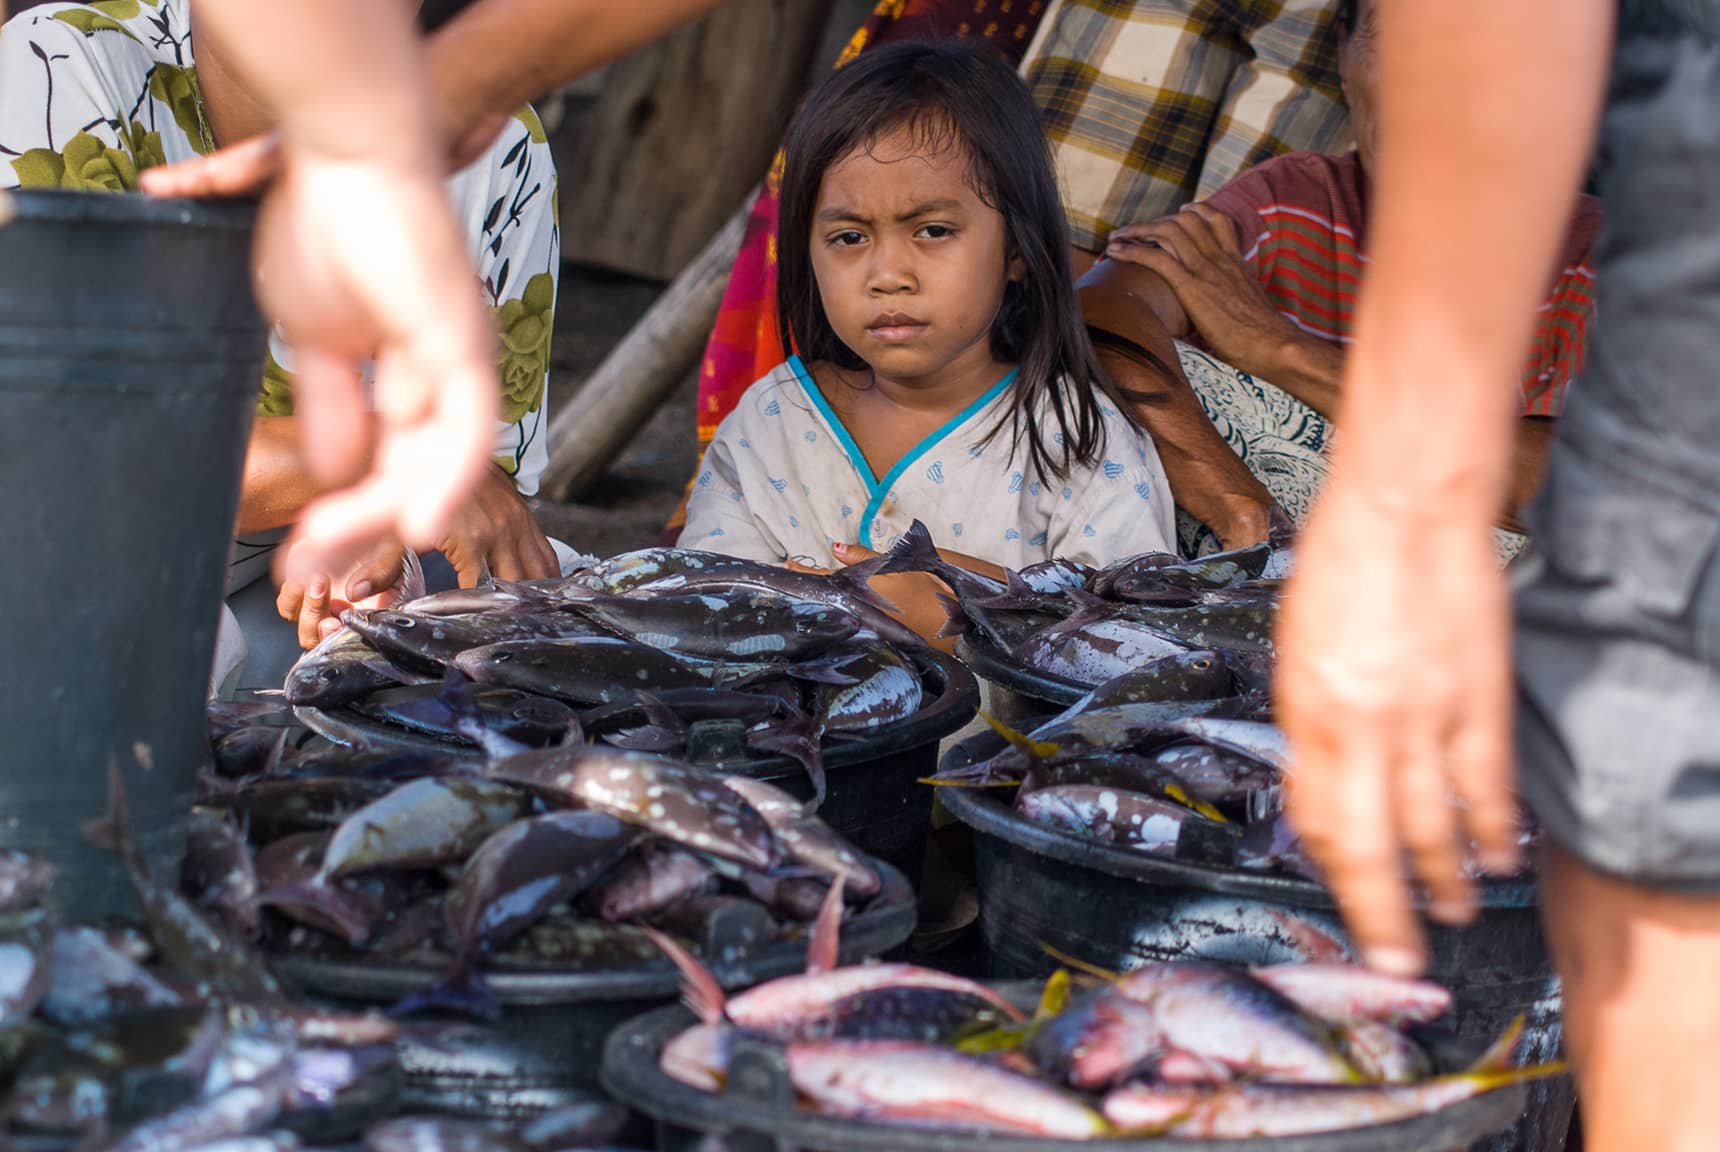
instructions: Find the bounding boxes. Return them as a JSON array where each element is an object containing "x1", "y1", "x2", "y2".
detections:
[
  {"x1": 342, "y1": 538, "x2": 407, "y2": 604},
  {"x1": 1449, "y1": 594, "x2": 1521, "y2": 875},
  {"x1": 318, "y1": 616, "x2": 344, "y2": 643},
  {"x1": 276, "y1": 577, "x2": 306, "y2": 624},
  {"x1": 1394, "y1": 716, "x2": 1475, "y2": 926},
  {"x1": 375, "y1": 354, "x2": 497, "y2": 553},
  {"x1": 289, "y1": 346, "x2": 371, "y2": 490},
  {"x1": 139, "y1": 132, "x2": 282, "y2": 198},
  {"x1": 283, "y1": 479, "x2": 401, "y2": 585},
  {"x1": 296, "y1": 573, "x2": 332, "y2": 650},
  {"x1": 525, "y1": 531, "x2": 558, "y2": 581}
]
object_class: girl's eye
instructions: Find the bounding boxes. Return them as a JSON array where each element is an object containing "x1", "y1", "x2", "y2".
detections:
[
  {"x1": 827, "y1": 230, "x2": 866, "y2": 247},
  {"x1": 918, "y1": 224, "x2": 956, "y2": 240}
]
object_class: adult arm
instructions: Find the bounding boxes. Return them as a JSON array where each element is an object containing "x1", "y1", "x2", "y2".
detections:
[
  {"x1": 190, "y1": 0, "x2": 500, "y2": 580},
  {"x1": 1078, "y1": 259, "x2": 1276, "y2": 548},
  {"x1": 1275, "y1": 0, "x2": 1612, "y2": 975}
]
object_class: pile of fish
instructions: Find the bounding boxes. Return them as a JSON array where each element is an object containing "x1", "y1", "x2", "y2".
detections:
[
  {"x1": 200, "y1": 700, "x2": 901, "y2": 1018},
  {"x1": 650, "y1": 934, "x2": 1557, "y2": 1141},
  {"x1": 0, "y1": 772, "x2": 418, "y2": 1150},
  {"x1": 280, "y1": 547, "x2": 941, "y2": 807},
  {"x1": 897, "y1": 519, "x2": 1285, "y2": 689}
]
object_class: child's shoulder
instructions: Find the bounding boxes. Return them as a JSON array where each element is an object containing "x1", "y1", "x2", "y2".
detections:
[{"x1": 713, "y1": 357, "x2": 822, "y2": 439}]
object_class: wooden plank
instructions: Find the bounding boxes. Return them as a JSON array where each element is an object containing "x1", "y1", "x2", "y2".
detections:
[
  {"x1": 555, "y1": 0, "x2": 829, "y2": 280},
  {"x1": 540, "y1": 197, "x2": 750, "y2": 501}
]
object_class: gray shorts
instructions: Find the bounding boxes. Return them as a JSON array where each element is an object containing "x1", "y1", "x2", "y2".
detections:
[{"x1": 1514, "y1": 12, "x2": 1720, "y2": 886}]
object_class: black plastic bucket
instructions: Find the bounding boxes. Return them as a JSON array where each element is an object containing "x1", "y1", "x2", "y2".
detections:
[
  {"x1": 273, "y1": 860, "x2": 918, "y2": 1119},
  {"x1": 0, "y1": 190, "x2": 263, "y2": 918},
  {"x1": 955, "y1": 634, "x2": 1083, "y2": 730},
  {"x1": 601, "y1": 986, "x2": 1530, "y2": 1152},
  {"x1": 582, "y1": 648, "x2": 979, "y2": 886},
  {"x1": 939, "y1": 734, "x2": 1570, "y2": 1152}
]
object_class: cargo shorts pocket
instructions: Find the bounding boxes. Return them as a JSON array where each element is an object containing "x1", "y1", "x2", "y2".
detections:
[{"x1": 1527, "y1": 443, "x2": 1720, "y2": 658}]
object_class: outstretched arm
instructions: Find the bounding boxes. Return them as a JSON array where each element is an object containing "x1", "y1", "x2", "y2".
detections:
[{"x1": 1276, "y1": 0, "x2": 1613, "y2": 975}]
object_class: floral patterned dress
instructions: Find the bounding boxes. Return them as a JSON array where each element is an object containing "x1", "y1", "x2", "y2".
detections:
[{"x1": 0, "y1": 0, "x2": 561, "y2": 583}]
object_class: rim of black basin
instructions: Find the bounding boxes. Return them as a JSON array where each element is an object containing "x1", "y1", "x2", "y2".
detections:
[
  {"x1": 1, "y1": 187, "x2": 257, "y2": 230},
  {"x1": 600, "y1": 998, "x2": 1531, "y2": 1152},
  {"x1": 269, "y1": 858, "x2": 917, "y2": 1005},
  {"x1": 937, "y1": 733, "x2": 1541, "y2": 912},
  {"x1": 956, "y1": 633, "x2": 1088, "y2": 707}
]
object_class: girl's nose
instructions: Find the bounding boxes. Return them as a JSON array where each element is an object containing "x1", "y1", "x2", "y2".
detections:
[{"x1": 866, "y1": 238, "x2": 916, "y2": 294}]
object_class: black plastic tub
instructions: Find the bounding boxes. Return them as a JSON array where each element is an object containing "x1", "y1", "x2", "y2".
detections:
[
  {"x1": 601, "y1": 988, "x2": 1530, "y2": 1152},
  {"x1": 0, "y1": 190, "x2": 263, "y2": 918},
  {"x1": 955, "y1": 634, "x2": 1084, "y2": 729},
  {"x1": 273, "y1": 859, "x2": 918, "y2": 1119},
  {"x1": 939, "y1": 734, "x2": 1569, "y2": 1152}
]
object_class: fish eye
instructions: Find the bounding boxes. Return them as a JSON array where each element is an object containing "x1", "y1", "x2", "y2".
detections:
[
  {"x1": 493, "y1": 651, "x2": 512, "y2": 663},
  {"x1": 320, "y1": 668, "x2": 339, "y2": 681},
  {"x1": 1192, "y1": 658, "x2": 1212, "y2": 670}
]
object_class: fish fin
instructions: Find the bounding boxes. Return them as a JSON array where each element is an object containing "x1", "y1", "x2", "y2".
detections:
[
  {"x1": 641, "y1": 925, "x2": 727, "y2": 1026},
  {"x1": 953, "y1": 1018, "x2": 1045, "y2": 1054},
  {"x1": 1036, "y1": 968, "x2": 1072, "y2": 1019},
  {"x1": 1262, "y1": 908, "x2": 1354, "y2": 964},
  {"x1": 250, "y1": 688, "x2": 287, "y2": 698},
  {"x1": 917, "y1": 775, "x2": 1020, "y2": 789},
  {"x1": 934, "y1": 592, "x2": 971, "y2": 640},
  {"x1": 390, "y1": 961, "x2": 501, "y2": 1021},
  {"x1": 488, "y1": 578, "x2": 564, "y2": 605},
  {"x1": 826, "y1": 556, "x2": 903, "y2": 615},
  {"x1": 1162, "y1": 784, "x2": 1227, "y2": 823},
  {"x1": 442, "y1": 671, "x2": 533, "y2": 761},
  {"x1": 1038, "y1": 941, "x2": 1120, "y2": 983},
  {"x1": 1468, "y1": 1014, "x2": 1528, "y2": 1074},
  {"x1": 977, "y1": 711, "x2": 1059, "y2": 762},
  {"x1": 255, "y1": 882, "x2": 374, "y2": 948},
  {"x1": 874, "y1": 519, "x2": 942, "y2": 577},
  {"x1": 1065, "y1": 586, "x2": 1109, "y2": 611},
  {"x1": 745, "y1": 716, "x2": 827, "y2": 811},
  {"x1": 805, "y1": 871, "x2": 846, "y2": 974},
  {"x1": 360, "y1": 656, "x2": 422, "y2": 687},
  {"x1": 781, "y1": 653, "x2": 864, "y2": 687},
  {"x1": 1452, "y1": 1061, "x2": 1570, "y2": 1093}
]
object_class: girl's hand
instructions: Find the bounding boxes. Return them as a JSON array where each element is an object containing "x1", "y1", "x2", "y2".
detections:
[
  {"x1": 277, "y1": 536, "x2": 410, "y2": 649},
  {"x1": 822, "y1": 542, "x2": 958, "y2": 652}
]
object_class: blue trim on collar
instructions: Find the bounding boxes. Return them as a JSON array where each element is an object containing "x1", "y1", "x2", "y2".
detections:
[
  {"x1": 789, "y1": 355, "x2": 879, "y2": 491},
  {"x1": 857, "y1": 366, "x2": 1019, "y2": 550}
]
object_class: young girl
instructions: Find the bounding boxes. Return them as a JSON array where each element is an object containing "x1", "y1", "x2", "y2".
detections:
[{"x1": 681, "y1": 40, "x2": 1176, "y2": 628}]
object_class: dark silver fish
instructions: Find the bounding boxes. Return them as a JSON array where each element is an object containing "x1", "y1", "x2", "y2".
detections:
[
  {"x1": 292, "y1": 706, "x2": 489, "y2": 758},
  {"x1": 184, "y1": 808, "x2": 261, "y2": 939},
  {"x1": 1016, "y1": 785, "x2": 1217, "y2": 853},
  {"x1": 319, "y1": 778, "x2": 532, "y2": 880},
  {"x1": 1095, "y1": 541, "x2": 1270, "y2": 600},
  {"x1": 1151, "y1": 741, "x2": 1282, "y2": 810},
  {"x1": 1029, "y1": 990, "x2": 1162, "y2": 1091},
  {"x1": 1011, "y1": 608, "x2": 1189, "y2": 686},
  {"x1": 212, "y1": 727, "x2": 291, "y2": 781},
  {"x1": 816, "y1": 645, "x2": 921, "y2": 732},
  {"x1": 364, "y1": 1116, "x2": 523, "y2": 1152},
  {"x1": 353, "y1": 681, "x2": 578, "y2": 749},
  {"x1": 85, "y1": 767, "x2": 282, "y2": 1002},
  {"x1": 208, "y1": 700, "x2": 294, "y2": 744},
  {"x1": 0, "y1": 905, "x2": 54, "y2": 1028},
  {"x1": 407, "y1": 811, "x2": 638, "y2": 1015},
  {"x1": 492, "y1": 918, "x2": 663, "y2": 969},
  {"x1": 484, "y1": 746, "x2": 776, "y2": 870},
  {"x1": 1047, "y1": 651, "x2": 1234, "y2": 723},
  {"x1": 569, "y1": 547, "x2": 924, "y2": 650},
  {"x1": 284, "y1": 626, "x2": 429, "y2": 709},
  {"x1": 454, "y1": 635, "x2": 712, "y2": 705},
  {"x1": 649, "y1": 894, "x2": 775, "y2": 967},
  {"x1": 587, "y1": 844, "x2": 715, "y2": 922},
  {"x1": 570, "y1": 588, "x2": 861, "y2": 660},
  {"x1": 722, "y1": 776, "x2": 882, "y2": 897},
  {"x1": 0, "y1": 849, "x2": 57, "y2": 913},
  {"x1": 940, "y1": 698, "x2": 1237, "y2": 785},
  {"x1": 209, "y1": 779, "x2": 397, "y2": 842},
  {"x1": 342, "y1": 606, "x2": 609, "y2": 674},
  {"x1": 284, "y1": 1043, "x2": 396, "y2": 1111},
  {"x1": 515, "y1": 1100, "x2": 628, "y2": 1150},
  {"x1": 43, "y1": 927, "x2": 181, "y2": 1025}
]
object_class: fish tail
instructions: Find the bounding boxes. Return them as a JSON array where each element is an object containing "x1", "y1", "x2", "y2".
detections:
[
  {"x1": 641, "y1": 925, "x2": 727, "y2": 1026},
  {"x1": 828, "y1": 557, "x2": 903, "y2": 615},
  {"x1": 978, "y1": 711, "x2": 1060, "y2": 762},
  {"x1": 782, "y1": 653, "x2": 864, "y2": 686},
  {"x1": 255, "y1": 882, "x2": 373, "y2": 948},
  {"x1": 745, "y1": 716, "x2": 827, "y2": 811},
  {"x1": 390, "y1": 959, "x2": 501, "y2": 1021},
  {"x1": 1453, "y1": 1060, "x2": 1569, "y2": 1093},
  {"x1": 1037, "y1": 941, "x2": 1120, "y2": 983},
  {"x1": 1468, "y1": 1014, "x2": 1528, "y2": 1075},
  {"x1": 1036, "y1": 969, "x2": 1073, "y2": 1019},
  {"x1": 873, "y1": 519, "x2": 943, "y2": 577},
  {"x1": 442, "y1": 670, "x2": 533, "y2": 760},
  {"x1": 805, "y1": 871, "x2": 846, "y2": 974}
]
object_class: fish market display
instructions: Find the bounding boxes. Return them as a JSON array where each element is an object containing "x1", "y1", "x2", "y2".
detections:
[
  {"x1": 920, "y1": 522, "x2": 1538, "y2": 878},
  {"x1": 650, "y1": 954, "x2": 1558, "y2": 1141},
  {"x1": 194, "y1": 702, "x2": 903, "y2": 1018},
  {"x1": 281, "y1": 550, "x2": 940, "y2": 808}
]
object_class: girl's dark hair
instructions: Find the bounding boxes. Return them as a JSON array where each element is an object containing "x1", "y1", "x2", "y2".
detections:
[{"x1": 775, "y1": 40, "x2": 1144, "y2": 483}]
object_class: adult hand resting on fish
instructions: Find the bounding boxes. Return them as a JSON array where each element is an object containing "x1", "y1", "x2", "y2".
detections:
[{"x1": 1276, "y1": 1, "x2": 1593, "y2": 976}]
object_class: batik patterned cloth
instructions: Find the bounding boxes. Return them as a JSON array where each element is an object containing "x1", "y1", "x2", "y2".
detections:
[{"x1": 1025, "y1": 0, "x2": 1353, "y2": 252}]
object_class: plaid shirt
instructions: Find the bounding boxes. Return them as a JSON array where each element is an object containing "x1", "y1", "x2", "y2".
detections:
[{"x1": 1026, "y1": 0, "x2": 1353, "y2": 251}]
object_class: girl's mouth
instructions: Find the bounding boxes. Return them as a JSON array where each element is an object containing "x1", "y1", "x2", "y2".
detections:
[{"x1": 866, "y1": 313, "x2": 928, "y2": 342}]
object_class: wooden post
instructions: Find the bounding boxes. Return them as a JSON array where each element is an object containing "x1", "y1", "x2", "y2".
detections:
[
  {"x1": 540, "y1": 198, "x2": 750, "y2": 502},
  {"x1": 555, "y1": 0, "x2": 829, "y2": 280}
]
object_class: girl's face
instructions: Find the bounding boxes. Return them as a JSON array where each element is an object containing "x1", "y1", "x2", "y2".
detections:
[{"x1": 809, "y1": 125, "x2": 1020, "y2": 390}]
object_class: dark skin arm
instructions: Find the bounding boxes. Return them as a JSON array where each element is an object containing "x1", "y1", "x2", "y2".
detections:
[
  {"x1": 239, "y1": 415, "x2": 371, "y2": 535},
  {"x1": 1096, "y1": 208, "x2": 1558, "y2": 535}
]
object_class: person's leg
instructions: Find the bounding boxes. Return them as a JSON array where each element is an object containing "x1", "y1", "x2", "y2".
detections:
[{"x1": 1541, "y1": 845, "x2": 1720, "y2": 1152}]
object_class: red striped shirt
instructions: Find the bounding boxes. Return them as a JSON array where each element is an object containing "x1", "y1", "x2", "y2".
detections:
[{"x1": 1204, "y1": 151, "x2": 1603, "y2": 417}]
